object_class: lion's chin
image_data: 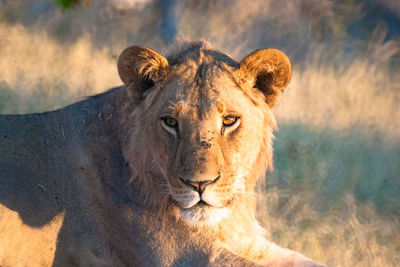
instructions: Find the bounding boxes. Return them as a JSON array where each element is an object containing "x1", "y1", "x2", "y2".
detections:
[{"x1": 178, "y1": 202, "x2": 232, "y2": 227}]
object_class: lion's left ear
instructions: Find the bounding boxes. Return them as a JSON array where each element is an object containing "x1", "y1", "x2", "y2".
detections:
[
  {"x1": 118, "y1": 46, "x2": 169, "y2": 102},
  {"x1": 238, "y1": 49, "x2": 292, "y2": 107}
]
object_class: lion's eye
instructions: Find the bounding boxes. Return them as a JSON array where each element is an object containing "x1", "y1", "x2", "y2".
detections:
[
  {"x1": 222, "y1": 116, "x2": 238, "y2": 127},
  {"x1": 163, "y1": 117, "x2": 178, "y2": 128},
  {"x1": 161, "y1": 117, "x2": 179, "y2": 134}
]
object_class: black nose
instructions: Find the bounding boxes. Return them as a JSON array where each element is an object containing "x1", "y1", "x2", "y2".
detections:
[{"x1": 179, "y1": 176, "x2": 220, "y2": 196}]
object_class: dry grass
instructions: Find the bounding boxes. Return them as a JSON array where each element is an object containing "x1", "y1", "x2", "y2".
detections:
[
  {"x1": 0, "y1": 23, "x2": 119, "y2": 113},
  {"x1": 0, "y1": 0, "x2": 399, "y2": 266},
  {"x1": 277, "y1": 45, "x2": 400, "y2": 140}
]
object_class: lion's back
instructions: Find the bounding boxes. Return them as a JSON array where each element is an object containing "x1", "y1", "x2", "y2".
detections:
[{"x1": 0, "y1": 113, "x2": 64, "y2": 191}]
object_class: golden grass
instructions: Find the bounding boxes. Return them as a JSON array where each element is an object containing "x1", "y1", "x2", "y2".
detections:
[
  {"x1": 276, "y1": 48, "x2": 400, "y2": 140},
  {"x1": 258, "y1": 190, "x2": 400, "y2": 266},
  {"x1": 0, "y1": 23, "x2": 120, "y2": 113}
]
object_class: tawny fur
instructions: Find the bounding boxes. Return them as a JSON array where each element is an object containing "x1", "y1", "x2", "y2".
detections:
[{"x1": 0, "y1": 40, "x2": 323, "y2": 266}]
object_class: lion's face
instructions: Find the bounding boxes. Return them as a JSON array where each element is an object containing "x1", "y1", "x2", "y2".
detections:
[
  {"x1": 118, "y1": 42, "x2": 291, "y2": 226},
  {"x1": 147, "y1": 68, "x2": 269, "y2": 225}
]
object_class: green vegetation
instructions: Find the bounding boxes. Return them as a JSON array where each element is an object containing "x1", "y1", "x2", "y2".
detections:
[
  {"x1": 53, "y1": 0, "x2": 90, "y2": 10},
  {"x1": 54, "y1": 0, "x2": 78, "y2": 10}
]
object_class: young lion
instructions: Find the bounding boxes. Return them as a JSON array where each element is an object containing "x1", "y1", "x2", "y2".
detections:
[{"x1": 0, "y1": 41, "x2": 324, "y2": 266}]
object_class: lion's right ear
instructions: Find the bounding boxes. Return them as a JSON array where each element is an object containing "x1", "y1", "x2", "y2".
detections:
[{"x1": 118, "y1": 46, "x2": 169, "y2": 102}]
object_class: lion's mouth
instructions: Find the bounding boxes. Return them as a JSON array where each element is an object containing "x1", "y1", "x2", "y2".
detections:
[
  {"x1": 195, "y1": 200, "x2": 209, "y2": 207},
  {"x1": 177, "y1": 198, "x2": 233, "y2": 211},
  {"x1": 173, "y1": 199, "x2": 213, "y2": 210},
  {"x1": 187, "y1": 200, "x2": 211, "y2": 210},
  {"x1": 170, "y1": 196, "x2": 218, "y2": 210},
  {"x1": 169, "y1": 185, "x2": 234, "y2": 210}
]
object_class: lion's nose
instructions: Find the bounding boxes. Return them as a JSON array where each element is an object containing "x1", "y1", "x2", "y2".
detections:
[{"x1": 179, "y1": 176, "x2": 220, "y2": 196}]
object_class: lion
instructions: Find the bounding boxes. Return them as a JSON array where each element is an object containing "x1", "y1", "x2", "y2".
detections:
[{"x1": 0, "y1": 40, "x2": 324, "y2": 266}]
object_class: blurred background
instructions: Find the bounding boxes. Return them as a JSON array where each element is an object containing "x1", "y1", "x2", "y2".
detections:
[{"x1": 0, "y1": 0, "x2": 399, "y2": 266}]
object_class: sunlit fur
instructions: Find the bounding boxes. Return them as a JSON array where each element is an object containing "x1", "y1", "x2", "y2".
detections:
[{"x1": 119, "y1": 41, "x2": 322, "y2": 265}]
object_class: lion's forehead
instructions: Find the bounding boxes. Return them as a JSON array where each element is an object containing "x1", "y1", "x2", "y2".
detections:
[
  {"x1": 160, "y1": 70, "x2": 248, "y2": 119},
  {"x1": 168, "y1": 60, "x2": 237, "y2": 94}
]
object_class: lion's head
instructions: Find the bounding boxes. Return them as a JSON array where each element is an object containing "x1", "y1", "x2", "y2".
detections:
[{"x1": 117, "y1": 41, "x2": 291, "y2": 227}]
